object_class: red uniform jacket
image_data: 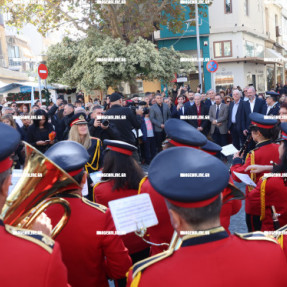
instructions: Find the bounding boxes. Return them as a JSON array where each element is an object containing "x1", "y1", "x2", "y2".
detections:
[
  {"x1": 93, "y1": 180, "x2": 149, "y2": 255},
  {"x1": 249, "y1": 177, "x2": 287, "y2": 231},
  {"x1": 46, "y1": 194, "x2": 132, "y2": 287},
  {"x1": 0, "y1": 218, "x2": 68, "y2": 287},
  {"x1": 127, "y1": 228, "x2": 287, "y2": 287},
  {"x1": 231, "y1": 140, "x2": 279, "y2": 215},
  {"x1": 139, "y1": 177, "x2": 174, "y2": 256}
]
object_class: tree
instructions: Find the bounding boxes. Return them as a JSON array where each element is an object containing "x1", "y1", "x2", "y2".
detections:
[
  {"x1": 47, "y1": 34, "x2": 194, "y2": 92},
  {"x1": 2, "y1": 0, "x2": 212, "y2": 43}
]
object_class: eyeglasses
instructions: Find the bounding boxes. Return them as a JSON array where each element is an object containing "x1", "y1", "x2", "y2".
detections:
[{"x1": 226, "y1": 101, "x2": 231, "y2": 103}]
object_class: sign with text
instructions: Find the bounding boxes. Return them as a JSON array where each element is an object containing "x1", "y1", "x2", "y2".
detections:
[{"x1": 38, "y1": 63, "x2": 48, "y2": 80}]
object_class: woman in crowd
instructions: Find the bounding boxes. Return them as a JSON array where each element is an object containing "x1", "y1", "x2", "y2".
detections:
[
  {"x1": 226, "y1": 87, "x2": 232, "y2": 97},
  {"x1": 93, "y1": 140, "x2": 149, "y2": 264},
  {"x1": 220, "y1": 90, "x2": 226, "y2": 99},
  {"x1": 21, "y1": 104, "x2": 29, "y2": 114},
  {"x1": 68, "y1": 113, "x2": 103, "y2": 199},
  {"x1": 224, "y1": 95, "x2": 232, "y2": 106},
  {"x1": 1, "y1": 114, "x2": 24, "y2": 168},
  {"x1": 26, "y1": 109, "x2": 55, "y2": 153}
]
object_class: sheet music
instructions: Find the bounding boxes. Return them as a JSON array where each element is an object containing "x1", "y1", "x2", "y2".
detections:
[
  {"x1": 233, "y1": 172, "x2": 256, "y2": 187},
  {"x1": 221, "y1": 144, "x2": 238, "y2": 156},
  {"x1": 90, "y1": 171, "x2": 103, "y2": 184},
  {"x1": 108, "y1": 194, "x2": 158, "y2": 234}
]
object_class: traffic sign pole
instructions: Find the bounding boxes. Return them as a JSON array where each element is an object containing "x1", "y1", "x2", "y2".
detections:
[{"x1": 38, "y1": 74, "x2": 42, "y2": 103}]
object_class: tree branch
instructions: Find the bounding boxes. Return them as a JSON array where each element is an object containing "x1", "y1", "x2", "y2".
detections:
[
  {"x1": 45, "y1": 0, "x2": 88, "y2": 34},
  {"x1": 105, "y1": 5, "x2": 123, "y2": 39}
]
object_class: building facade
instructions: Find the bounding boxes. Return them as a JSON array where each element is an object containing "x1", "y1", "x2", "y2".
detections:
[
  {"x1": 209, "y1": 0, "x2": 286, "y2": 92},
  {"x1": 154, "y1": 4, "x2": 211, "y2": 93}
]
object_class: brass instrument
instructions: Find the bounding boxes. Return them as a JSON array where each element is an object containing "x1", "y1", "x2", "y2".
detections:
[{"x1": 1, "y1": 142, "x2": 81, "y2": 238}]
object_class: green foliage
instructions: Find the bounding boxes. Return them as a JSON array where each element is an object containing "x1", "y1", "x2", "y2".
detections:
[
  {"x1": 1, "y1": 0, "x2": 212, "y2": 43},
  {"x1": 41, "y1": 88, "x2": 51, "y2": 106},
  {"x1": 47, "y1": 35, "x2": 194, "y2": 92}
]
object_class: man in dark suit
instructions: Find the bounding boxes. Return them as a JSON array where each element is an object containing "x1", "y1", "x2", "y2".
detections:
[
  {"x1": 241, "y1": 86, "x2": 265, "y2": 152},
  {"x1": 149, "y1": 94, "x2": 171, "y2": 153},
  {"x1": 174, "y1": 95, "x2": 186, "y2": 119},
  {"x1": 184, "y1": 91, "x2": 194, "y2": 109},
  {"x1": 204, "y1": 89, "x2": 216, "y2": 111},
  {"x1": 209, "y1": 95, "x2": 229, "y2": 147},
  {"x1": 228, "y1": 90, "x2": 244, "y2": 150},
  {"x1": 262, "y1": 91, "x2": 280, "y2": 116},
  {"x1": 242, "y1": 87, "x2": 265, "y2": 137},
  {"x1": 185, "y1": 93, "x2": 210, "y2": 135}
]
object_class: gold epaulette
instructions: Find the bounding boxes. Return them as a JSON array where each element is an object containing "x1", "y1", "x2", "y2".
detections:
[
  {"x1": 274, "y1": 224, "x2": 287, "y2": 239},
  {"x1": 274, "y1": 224, "x2": 287, "y2": 249},
  {"x1": 91, "y1": 137, "x2": 101, "y2": 141},
  {"x1": 5, "y1": 225, "x2": 55, "y2": 254},
  {"x1": 81, "y1": 197, "x2": 107, "y2": 213},
  {"x1": 138, "y1": 176, "x2": 148, "y2": 194},
  {"x1": 235, "y1": 231, "x2": 279, "y2": 244},
  {"x1": 130, "y1": 250, "x2": 173, "y2": 285}
]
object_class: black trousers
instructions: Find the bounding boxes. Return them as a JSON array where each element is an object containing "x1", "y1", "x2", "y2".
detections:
[
  {"x1": 154, "y1": 130, "x2": 166, "y2": 154},
  {"x1": 143, "y1": 137, "x2": 156, "y2": 164},
  {"x1": 212, "y1": 128, "x2": 228, "y2": 147},
  {"x1": 230, "y1": 123, "x2": 241, "y2": 150},
  {"x1": 246, "y1": 214, "x2": 261, "y2": 232}
]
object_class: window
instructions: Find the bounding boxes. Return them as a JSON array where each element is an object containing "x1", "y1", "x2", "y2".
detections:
[
  {"x1": 255, "y1": 44, "x2": 264, "y2": 58},
  {"x1": 214, "y1": 41, "x2": 232, "y2": 58},
  {"x1": 136, "y1": 80, "x2": 143, "y2": 92},
  {"x1": 244, "y1": 0, "x2": 249, "y2": 16},
  {"x1": 244, "y1": 41, "x2": 254, "y2": 57},
  {"x1": 225, "y1": 0, "x2": 232, "y2": 14}
]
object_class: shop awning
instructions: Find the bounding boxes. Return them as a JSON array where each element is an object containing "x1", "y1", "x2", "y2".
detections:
[{"x1": 265, "y1": 48, "x2": 286, "y2": 65}]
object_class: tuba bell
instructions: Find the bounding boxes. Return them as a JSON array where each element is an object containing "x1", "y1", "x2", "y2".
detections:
[{"x1": 1, "y1": 142, "x2": 81, "y2": 238}]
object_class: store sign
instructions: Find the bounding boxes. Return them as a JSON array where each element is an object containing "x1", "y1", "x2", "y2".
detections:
[{"x1": 20, "y1": 86, "x2": 32, "y2": 93}]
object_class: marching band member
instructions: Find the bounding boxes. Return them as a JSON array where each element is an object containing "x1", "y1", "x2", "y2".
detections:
[
  {"x1": 248, "y1": 122, "x2": 287, "y2": 231},
  {"x1": 127, "y1": 148, "x2": 287, "y2": 287},
  {"x1": 68, "y1": 112, "x2": 103, "y2": 199},
  {"x1": 139, "y1": 119, "x2": 243, "y2": 256},
  {"x1": 45, "y1": 141, "x2": 132, "y2": 287},
  {"x1": 231, "y1": 113, "x2": 279, "y2": 231},
  {"x1": 0, "y1": 123, "x2": 69, "y2": 287},
  {"x1": 93, "y1": 140, "x2": 149, "y2": 263}
]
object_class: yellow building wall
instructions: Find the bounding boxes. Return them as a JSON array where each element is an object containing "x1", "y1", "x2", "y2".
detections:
[{"x1": 142, "y1": 79, "x2": 161, "y2": 93}]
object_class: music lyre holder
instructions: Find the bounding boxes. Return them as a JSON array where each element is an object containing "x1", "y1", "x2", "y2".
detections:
[{"x1": 134, "y1": 221, "x2": 169, "y2": 247}]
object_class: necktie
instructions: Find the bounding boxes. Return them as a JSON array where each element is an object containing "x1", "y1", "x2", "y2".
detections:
[{"x1": 216, "y1": 105, "x2": 219, "y2": 119}]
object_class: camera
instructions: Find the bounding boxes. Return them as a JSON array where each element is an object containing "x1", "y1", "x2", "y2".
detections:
[{"x1": 101, "y1": 119, "x2": 109, "y2": 127}]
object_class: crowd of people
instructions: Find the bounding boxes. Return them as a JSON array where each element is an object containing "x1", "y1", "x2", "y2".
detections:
[{"x1": 1, "y1": 83, "x2": 287, "y2": 286}]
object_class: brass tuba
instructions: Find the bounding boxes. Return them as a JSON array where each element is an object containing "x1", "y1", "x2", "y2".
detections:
[{"x1": 1, "y1": 142, "x2": 81, "y2": 238}]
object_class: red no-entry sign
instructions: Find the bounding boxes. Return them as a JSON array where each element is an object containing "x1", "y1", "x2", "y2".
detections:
[{"x1": 38, "y1": 64, "x2": 48, "y2": 80}]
